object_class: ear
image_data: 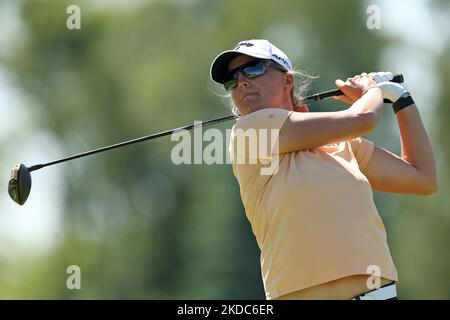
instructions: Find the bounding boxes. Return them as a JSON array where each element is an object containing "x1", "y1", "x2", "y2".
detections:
[{"x1": 284, "y1": 73, "x2": 294, "y2": 92}]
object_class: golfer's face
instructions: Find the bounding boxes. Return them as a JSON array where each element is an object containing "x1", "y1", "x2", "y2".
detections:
[{"x1": 227, "y1": 55, "x2": 288, "y2": 114}]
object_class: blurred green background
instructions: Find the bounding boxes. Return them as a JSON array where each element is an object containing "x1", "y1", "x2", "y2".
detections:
[{"x1": 0, "y1": 0, "x2": 449, "y2": 299}]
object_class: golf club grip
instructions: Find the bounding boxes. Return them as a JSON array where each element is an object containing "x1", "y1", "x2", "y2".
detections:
[{"x1": 303, "y1": 74, "x2": 404, "y2": 103}]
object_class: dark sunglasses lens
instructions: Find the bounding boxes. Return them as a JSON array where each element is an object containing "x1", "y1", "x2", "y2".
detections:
[
  {"x1": 241, "y1": 61, "x2": 265, "y2": 78},
  {"x1": 224, "y1": 79, "x2": 237, "y2": 91},
  {"x1": 223, "y1": 60, "x2": 267, "y2": 91}
]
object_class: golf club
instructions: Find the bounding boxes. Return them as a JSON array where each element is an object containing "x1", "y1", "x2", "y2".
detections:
[{"x1": 8, "y1": 74, "x2": 404, "y2": 205}]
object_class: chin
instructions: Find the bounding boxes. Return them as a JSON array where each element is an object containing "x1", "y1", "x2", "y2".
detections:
[{"x1": 242, "y1": 99, "x2": 263, "y2": 111}]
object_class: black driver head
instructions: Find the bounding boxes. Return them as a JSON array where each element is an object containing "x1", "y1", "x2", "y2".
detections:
[{"x1": 8, "y1": 164, "x2": 32, "y2": 205}]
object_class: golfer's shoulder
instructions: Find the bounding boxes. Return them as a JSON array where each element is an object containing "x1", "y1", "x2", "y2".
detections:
[{"x1": 233, "y1": 108, "x2": 291, "y2": 132}]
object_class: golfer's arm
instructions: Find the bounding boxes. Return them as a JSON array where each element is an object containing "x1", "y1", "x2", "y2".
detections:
[
  {"x1": 279, "y1": 89, "x2": 383, "y2": 153},
  {"x1": 396, "y1": 103, "x2": 438, "y2": 191},
  {"x1": 352, "y1": 101, "x2": 437, "y2": 195}
]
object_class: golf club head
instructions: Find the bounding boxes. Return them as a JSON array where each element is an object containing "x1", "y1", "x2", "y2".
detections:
[{"x1": 8, "y1": 164, "x2": 32, "y2": 205}]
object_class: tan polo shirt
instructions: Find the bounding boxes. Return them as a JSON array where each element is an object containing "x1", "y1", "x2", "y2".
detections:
[{"x1": 229, "y1": 108, "x2": 398, "y2": 300}]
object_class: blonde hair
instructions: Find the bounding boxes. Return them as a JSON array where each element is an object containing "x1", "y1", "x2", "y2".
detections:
[{"x1": 227, "y1": 69, "x2": 317, "y2": 116}]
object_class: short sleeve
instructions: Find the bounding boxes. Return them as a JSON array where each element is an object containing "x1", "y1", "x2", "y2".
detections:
[
  {"x1": 229, "y1": 108, "x2": 291, "y2": 164},
  {"x1": 348, "y1": 137, "x2": 375, "y2": 170}
]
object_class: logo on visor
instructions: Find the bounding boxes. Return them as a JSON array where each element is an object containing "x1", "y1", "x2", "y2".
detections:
[
  {"x1": 272, "y1": 54, "x2": 290, "y2": 69},
  {"x1": 234, "y1": 42, "x2": 254, "y2": 50}
]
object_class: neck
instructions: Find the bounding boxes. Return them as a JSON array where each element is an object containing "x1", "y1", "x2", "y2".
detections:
[{"x1": 240, "y1": 99, "x2": 293, "y2": 115}]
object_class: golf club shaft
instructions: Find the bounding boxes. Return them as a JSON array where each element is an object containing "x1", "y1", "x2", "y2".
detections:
[
  {"x1": 28, "y1": 74, "x2": 403, "y2": 172},
  {"x1": 28, "y1": 115, "x2": 237, "y2": 172}
]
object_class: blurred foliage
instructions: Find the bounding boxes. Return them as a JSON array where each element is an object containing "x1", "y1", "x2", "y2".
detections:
[{"x1": 0, "y1": 0, "x2": 449, "y2": 299}]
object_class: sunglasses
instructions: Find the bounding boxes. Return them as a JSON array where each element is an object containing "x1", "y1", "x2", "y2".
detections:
[{"x1": 223, "y1": 59, "x2": 286, "y2": 91}]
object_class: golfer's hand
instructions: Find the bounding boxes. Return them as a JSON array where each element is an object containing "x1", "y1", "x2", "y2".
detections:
[
  {"x1": 334, "y1": 73, "x2": 378, "y2": 105},
  {"x1": 369, "y1": 71, "x2": 409, "y2": 103}
]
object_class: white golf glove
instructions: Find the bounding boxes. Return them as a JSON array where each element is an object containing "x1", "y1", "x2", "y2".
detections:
[
  {"x1": 368, "y1": 71, "x2": 393, "y2": 83},
  {"x1": 369, "y1": 71, "x2": 409, "y2": 103}
]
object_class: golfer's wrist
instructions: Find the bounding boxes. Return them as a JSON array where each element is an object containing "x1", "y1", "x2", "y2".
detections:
[
  {"x1": 363, "y1": 85, "x2": 380, "y2": 96},
  {"x1": 362, "y1": 85, "x2": 383, "y2": 104},
  {"x1": 393, "y1": 93, "x2": 415, "y2": 114}
]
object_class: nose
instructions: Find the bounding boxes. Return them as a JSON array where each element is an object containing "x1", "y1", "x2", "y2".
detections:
[{"x1": 237, "y1": 72, "x2": 249, "y2": 89}]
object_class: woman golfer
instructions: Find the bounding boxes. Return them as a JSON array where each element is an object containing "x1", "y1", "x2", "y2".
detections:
[{"x1": 210, "y1": 39, "x2": 437, "y2": 300}]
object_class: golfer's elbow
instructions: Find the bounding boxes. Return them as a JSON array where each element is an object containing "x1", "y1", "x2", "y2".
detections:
[
  {"x1": 412, "y1": 175, "x2": 439, "y2": 195},
  {"x1": 421, "y1": 179, "x2": 438, "y2": 195}
]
